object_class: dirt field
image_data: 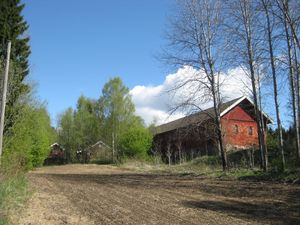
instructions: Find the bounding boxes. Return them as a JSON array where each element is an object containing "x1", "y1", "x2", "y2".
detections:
[{"x1": 14, "y1": 164, "x2": 300, "y2": 225}]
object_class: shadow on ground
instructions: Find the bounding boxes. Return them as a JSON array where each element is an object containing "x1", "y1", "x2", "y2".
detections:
[
  {"x1": 35, "y1": 172, "x2": 300, "y2": 225},
  {"x1": 182, "y1": 199, "x2": 300, "y2": 225}
]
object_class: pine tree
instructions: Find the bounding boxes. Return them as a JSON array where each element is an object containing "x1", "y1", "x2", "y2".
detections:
[{"x1": 0, "y1": 0, "x2": 31, "y2": 132}]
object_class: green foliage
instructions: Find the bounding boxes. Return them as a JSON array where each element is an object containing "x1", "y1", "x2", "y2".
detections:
[
  {"x1": 0, "y1": 0, "x2": 31, "y2": 134},
  {"x1": 227, "y1": 149, "x2": 260, "y2": 168},
  {"x1": 74, "y1": 96, "x2": 101, "y2": 150},
  {"x1": 57, "y1": 78, "x2": 147, "y2": 163},
  {"x1": 99, "y1": 77, "x2": 144, "y2": 159},
  {"x1": 0, "y1": 174, "x2": 28, "y2": 225},
  {"x1": 267, "y1": 127, "x2": 298, "y2": 170},
  {"x1": 2, "y1": 102, "x2": 54, "y2": 170},
  {"x1": 57, "y1": 108, "x2": 76, "y2": 162},
  {"x1": 119, "y1": 126, "x2": 153, "y2": 158},
  {"x1": 190, "y1": 155, "x2": 221, "y2": 167},
  {"x1": 57, "y1": 96, "x2": 101, "y2": 162}
]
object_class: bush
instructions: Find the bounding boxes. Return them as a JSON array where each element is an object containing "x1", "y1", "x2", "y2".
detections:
[
  {"x1": 3, "y1": 103, "x2": 55, "y2": 171},
  {"x1": 227, "y1": 149, "x2": 261, "y2": 168},
  {"x1": 119, "y1": 126, "x2": 153, "y2": 159},
  {"x1": 190, "y1": 155, "x2": 221, "y2": 167}
]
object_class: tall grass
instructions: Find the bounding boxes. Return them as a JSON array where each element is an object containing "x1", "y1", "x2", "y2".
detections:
[
  {"x1": 118, "y1": 155, "x2": 222, "y2": 175},
  {"x1": 119, "y1": 155, "x2": 300, "y2": 182},
  {"x1": 0, "y1": 173, "x2": 28, "y2": 225}
]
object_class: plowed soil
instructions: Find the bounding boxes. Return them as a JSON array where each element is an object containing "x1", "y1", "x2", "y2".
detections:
[{"x1": 15, "y1": 164, "x2": 300, "y2": 225}]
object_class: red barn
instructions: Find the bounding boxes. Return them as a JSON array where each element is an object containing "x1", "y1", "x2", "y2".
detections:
[
  {"x1": 152, "y1": 96, "x2": 272, "y2": 163},
  {"x1": 44, "y1": 143, "x2": 66, "y2": 165}
]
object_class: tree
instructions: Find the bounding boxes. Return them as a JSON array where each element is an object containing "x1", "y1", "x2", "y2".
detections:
[
  {"x1": 225, "y1": 0, "x2": 268, "y2": 171},
  {"x1": 119, "y1": 126, "x2": 152, "y2": 158},
  {"x1": 3, "y1": 101, "x2": 54, "y2": 170},
  {"x1": 275, "y1": 0, "x2": 300, "y2": 163},
  {"x1": 57, "y1": 108, "x2": 76, "y2": 163},
  {"x1": 0, "y1": 0, "x2": 31, "y2": 133},
  {"x1": 260, "y1": 0, "x2": 285, "y2": 170},
  {"x1": 99, "y1": 77, "x2": 143, "y2": 161},
  {"x1": 74, "y1": 96, "x2": 101, "y2": 151},
  {"x1": 163, "y1": 0, "x2": 228, "y2": 170}
]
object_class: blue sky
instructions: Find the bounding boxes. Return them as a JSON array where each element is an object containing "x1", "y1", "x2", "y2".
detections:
[
  {"x1": 22, "y1": 0, "x2": 291, "y2": 128},
  {"x1": 22, "y1": 0, "x2": 173, "y2": 125}
]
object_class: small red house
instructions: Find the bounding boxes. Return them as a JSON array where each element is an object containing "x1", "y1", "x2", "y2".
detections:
[
  {"x1": 44, "y1": 143, "x2": 65, "y2": 165},
  {"x1": 152, "y1": 96, "x2": 271, "y2": 163}
]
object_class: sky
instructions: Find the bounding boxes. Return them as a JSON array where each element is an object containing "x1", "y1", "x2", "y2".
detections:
[
  {"x1": 22, "y1": 0, "x2": 173, "y2": 125},
  {"x1": 22, "y1": 0, "x2": 291, "y2": 128}
]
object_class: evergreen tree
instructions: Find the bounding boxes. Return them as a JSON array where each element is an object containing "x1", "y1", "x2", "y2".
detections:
[{"x1": 0, "y1": 0, "x2": 31, "y2": 132}]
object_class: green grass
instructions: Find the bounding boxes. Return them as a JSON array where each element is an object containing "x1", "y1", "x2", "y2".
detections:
[
  {"x1": 118, "y1": 156, "x2": 223, "y2": 175},
  {"x1": 0, "y1": 174, "x2": 29, "y2": 225},
  {"x1": 119, "y1": 156, "x2": 300, "y2": 183},
  {"x1": 235, "y1": 168, "x2": 300, "y2": 183},
  {"x1": 90, "y1": 159, "x2": 114, "y2": 165}
]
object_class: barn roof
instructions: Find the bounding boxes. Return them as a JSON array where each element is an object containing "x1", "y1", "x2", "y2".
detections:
[
  {"x1": 50, "y1": 142, "x2": 65, "y2": 150},
  {"x1": 89, "y1": 140, "x2": 111, "y2": 149},
  {"x1": 153, "y1": 96, "x2": 272, "y2": 135}
]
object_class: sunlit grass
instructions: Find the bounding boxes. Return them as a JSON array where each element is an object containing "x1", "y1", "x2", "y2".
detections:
[
  {"x1": 119, "y1": 155, "x2": 300, "y2": 183},
  {"x1": 0, "y1": 174, "x2": 29, "y2": 225}
]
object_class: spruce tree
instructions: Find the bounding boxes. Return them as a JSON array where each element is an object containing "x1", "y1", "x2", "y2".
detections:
[{"x1": 0, "y1": 0, "x2": 31, "y2": 132}]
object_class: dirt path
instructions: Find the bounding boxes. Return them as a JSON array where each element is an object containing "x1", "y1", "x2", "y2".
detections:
[{"x1": 15, "y1": 164, "x2": 300, "y2": 225}]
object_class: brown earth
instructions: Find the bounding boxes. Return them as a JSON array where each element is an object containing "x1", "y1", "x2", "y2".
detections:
[{"x1": 14, "y1": 164, "x2": 300, "y2": 225}]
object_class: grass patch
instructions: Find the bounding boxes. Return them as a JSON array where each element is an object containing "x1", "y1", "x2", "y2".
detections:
[
  {"x1": 0, "y1": 173, "x2": 29, "y2": 225},
  {"x1": 118, "y1": 156, "x2": 223, "y2": 175},
  {"x1": 236, "y1": 169, "x2": 300, "y2": 183},
  {"x1": 90, "y1": 159, "x2": 114, "y2": 165},
  {"x1": 119, "y1": 155, "x2": 300, "y2": 183}
]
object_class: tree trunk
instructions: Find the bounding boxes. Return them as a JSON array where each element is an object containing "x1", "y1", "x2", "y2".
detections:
[
  {"x1": 283, "y1": 13, "x2": 300, "y2": 163},
  {"x1": 262, "y1": 0, "x2": 285, "y2": 170},
  {"x1": 240, "y1": 1, "x2": 267, "y2": 171},
  {"x1": 212, "y1": 92, "x2": 227, "y2": 171},
  {"x1": 293, "y1": 40, "x2": 300, "y2": 162},
  {"x1": 247, "y1": 40, "x2": 267, "y2": 171},
  {"x1": 258, "y1": 78, "x2": 268, "y2": 171}
]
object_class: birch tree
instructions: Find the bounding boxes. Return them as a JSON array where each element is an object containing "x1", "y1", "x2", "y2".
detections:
[
  {"x1": 225, "y1": 0, "x2": 268, "y2": 171},
  {"x1": 260, "y1": 0, "x2": 285, "y2": 170},
  {"x1": 98, "y1": 77, "x2": 143, "y2": 162},
  {"x1": 163, "y1": 0, "x2": 228, "y2": 170},
  {"x1": 275, "y1": 0, "x2": 300, "y2": 163}
]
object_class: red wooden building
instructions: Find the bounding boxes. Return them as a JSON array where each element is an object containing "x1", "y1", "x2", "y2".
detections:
[
  {"x1": 44, "y1": 143, "x2": 65, "y2": 165},
  {"x1": 152, "y1": 96, "x2": 272, "y2": 163}
]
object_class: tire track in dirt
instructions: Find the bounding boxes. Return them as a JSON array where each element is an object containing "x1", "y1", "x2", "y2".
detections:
[
  {"x1": 48, "y1": 174, "x2": 194, "y2": 225},
  {"x1": 44, "y1": 173, "x2": 265, "y2": 225},
  {"x1": 14, "y1": 165, "x2": 300, "y2": 225}
]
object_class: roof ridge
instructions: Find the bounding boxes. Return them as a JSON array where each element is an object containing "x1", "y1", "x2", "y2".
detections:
[{"x1": 155, "y1": 96, "x2": 244, "y2": 129}]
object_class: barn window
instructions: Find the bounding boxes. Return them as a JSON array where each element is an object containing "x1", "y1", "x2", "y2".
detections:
[
  {"x1": 248, "y1": 126, "x2": 253, "y2": 136},
  {"x1": 233, "y1": 125, "x2": 239, "y2": 134}
]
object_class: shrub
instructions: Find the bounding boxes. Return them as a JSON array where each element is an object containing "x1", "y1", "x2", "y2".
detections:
[
  {"x1": 119, "y1": 126, "x2": 153, "y2": 158},
  {"x1": 3, "y1": 104, "x2": 54, "y2": 171}
]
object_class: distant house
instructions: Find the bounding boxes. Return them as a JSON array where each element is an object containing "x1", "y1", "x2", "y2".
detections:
[
  {"x1": 44, "y1": 143, "x2": 65, "y2": 165},
  {"x1": 85, "y1": 140, "x2": 112, "y2": 162},
  {"x1": 152, "y1": 96, "x2": 272, "y2": 163}
]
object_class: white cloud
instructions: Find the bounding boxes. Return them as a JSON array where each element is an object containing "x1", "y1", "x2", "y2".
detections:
[{"x1": 130, "y1": 66, "x2": 251, "y2": 126}]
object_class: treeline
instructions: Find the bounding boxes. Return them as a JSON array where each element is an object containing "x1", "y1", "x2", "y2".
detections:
[
  {"x1": 164, "y1": 0, "x2": 300, "y2": 171},
  {"x1": 0, "y1": 0, "x2": 54, "y2": 171},
  {"x1": 57, "y1": 77, "x2": 152, "y2": 163}
]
